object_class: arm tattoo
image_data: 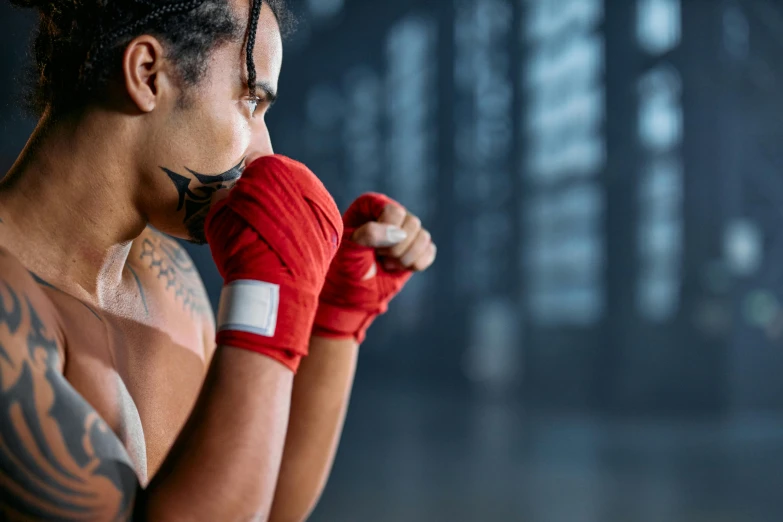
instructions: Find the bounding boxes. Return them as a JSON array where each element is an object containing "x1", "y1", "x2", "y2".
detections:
[
  {"x1": 0, "y1": 282, "x2": 137, "y2": 520},
  {"x1": 138, "y1": 234, "x2": 211, "y2": 317}
]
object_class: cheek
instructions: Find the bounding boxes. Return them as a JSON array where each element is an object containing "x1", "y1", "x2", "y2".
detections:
[
  {"x1": 185, "y1": 102, "x2": 251, "y2": 172},
  {"x1": 219, "y1": 117, "x2": 252, "y2": 166}
]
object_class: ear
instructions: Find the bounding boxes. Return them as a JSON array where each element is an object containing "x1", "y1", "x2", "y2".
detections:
[{"x1": 122, "y1": 35, "x2": 170, "y2": 113}]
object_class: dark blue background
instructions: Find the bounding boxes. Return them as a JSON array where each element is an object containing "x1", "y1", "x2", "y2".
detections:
[{"x1": 3, "y1": 1, "x2": 783, "y2": 520}]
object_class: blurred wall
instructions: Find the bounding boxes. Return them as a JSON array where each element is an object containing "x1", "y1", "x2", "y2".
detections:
[{"x1": 3, "y1": 0, "x2": 783, "y2": 415}]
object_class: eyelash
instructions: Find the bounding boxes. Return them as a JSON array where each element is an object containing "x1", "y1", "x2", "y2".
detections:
[{"x1": 246, "y1": 96, "x2": 262, "y2": 116}]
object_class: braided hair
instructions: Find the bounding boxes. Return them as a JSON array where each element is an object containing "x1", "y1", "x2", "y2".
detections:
[{"x1": 10, "y1": 0, "x2": 293, "y2": 116}]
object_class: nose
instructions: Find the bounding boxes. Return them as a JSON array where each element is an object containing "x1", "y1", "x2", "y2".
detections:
[{"x1": 245, "y1": 118, "x2": 274, "y2": 166}]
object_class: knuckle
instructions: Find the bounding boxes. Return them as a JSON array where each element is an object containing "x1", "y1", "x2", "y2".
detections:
[
  {"x1": 406, "y1": 215, "x2": 422, "y2": 231},
  {"x1": 386, "y1": 205, "x2": 406, "y2": 221}
]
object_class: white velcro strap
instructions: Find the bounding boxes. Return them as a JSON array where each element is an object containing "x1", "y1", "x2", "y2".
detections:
[{"x1": 217, "y1": 280, "x2": 280, "y2": 337}]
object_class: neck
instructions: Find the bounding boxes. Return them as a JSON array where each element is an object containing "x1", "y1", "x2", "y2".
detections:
[{"x1": 0, "y1": 108, "x2": 147, "y2": 300}]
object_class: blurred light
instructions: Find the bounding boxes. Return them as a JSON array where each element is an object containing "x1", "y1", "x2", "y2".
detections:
[
  {"x1": 454, "y1": 0, "x2": 515, "y2": 297},
  {"x1": 523, "y1": 0, "x2": 605, "y2": 326},
  {"x1": 637, "y1": 0, "x2": 681, "y2": 55},
  {"x1": 307, "y1": 0, "x2": 344, "y2": 20},
  {"x1": 743, "y1": 290, "x2": 779, "y2": 327},
  {"x1": 639, "y1": 157, "x2": 683, "y2": 204},
  {"x1": 343, "y1": 67, "x2": 382, "y2": 199},
  {"x1": 639, "y1": 220, "x2": 682, "y2": 254},
  {"x1": 527, "y1": 131, "x2": 606, "y2": 182},
  {"x1": 724, "y1": 219, "x2": 763, "y2": 277},
  {"x1": 526, "y1": 33, "x2": 604, "y2": 88},
  {"x1": 638, "y1": 275, "x2": 679, "y2": 321},
  {"x1": 525, "y1": 186, "x2": 606, "y2": 325},
  {"x1": 525, "y1": 0, "x2": 603, "y2": 41},
  {"x1": 722, "y1": 3, "x2": 749, "y2": 60},
  {"x1": 636, "y1": 64, "x2": 683, "y2": 322},
  {"x1": 385, "y1": 14, "x2": 437, "y2": 325},
  {"x1": 638, "y1": 65, "x2": 683, "y2": 152},
  {"x1": 386, "y1": 15, "x2": 437, "y2": 219},
  {"x1": 527, "y1": 84, "x2": 604, "y2": 135}
]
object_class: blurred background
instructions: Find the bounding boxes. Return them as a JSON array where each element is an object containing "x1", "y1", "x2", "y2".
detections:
[{"x1": 3, "y1": 0, "x2": 783, "y2": 520}]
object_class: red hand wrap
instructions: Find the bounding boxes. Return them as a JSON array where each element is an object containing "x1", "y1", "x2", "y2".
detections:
[
  {"x1": 313, "y1": 193, "x2": 412, "y2": 344},
  {"x1": 205, "y1": 155, "x2": 342, "y2": 371}
]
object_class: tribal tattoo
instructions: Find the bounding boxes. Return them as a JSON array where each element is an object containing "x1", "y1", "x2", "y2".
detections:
[
  {"x1": 0, "y1": 281, "x2": 137, "y2": 520},
  {"x1": 138, "y1": 233, "x2": 210, "y2": 318},
  {"x1": 162, "y1": 160, "x2": 243, "y2": 244}
]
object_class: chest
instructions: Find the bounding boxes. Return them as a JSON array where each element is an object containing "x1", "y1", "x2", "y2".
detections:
[{"x1": 54, "y1": 272, "x2": 210, "y2": 484}]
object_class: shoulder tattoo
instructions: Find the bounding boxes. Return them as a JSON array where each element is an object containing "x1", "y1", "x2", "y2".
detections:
[
  {"x1": 138, "y1": 233, "x2": 211, "y2": 318},
  {"x1": 0, "y1": 281, "x2": 137, "y2": 519}
]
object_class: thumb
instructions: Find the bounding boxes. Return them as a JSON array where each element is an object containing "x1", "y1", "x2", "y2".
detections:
[{"x1": 351, "y1": 222, "x2": 408, "y2": 248}]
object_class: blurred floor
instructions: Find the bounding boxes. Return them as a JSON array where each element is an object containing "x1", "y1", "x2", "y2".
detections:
[{"x1": 312, "y1": 380, "x2": 783, "y2": 522}]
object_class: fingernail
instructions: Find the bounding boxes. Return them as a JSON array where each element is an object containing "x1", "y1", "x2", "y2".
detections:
[{"x1": 385, "y1": 226, "x2": 407, "y2": 245}]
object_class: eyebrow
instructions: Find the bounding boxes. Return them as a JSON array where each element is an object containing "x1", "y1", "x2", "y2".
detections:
[{"x1": 254, "y1": 81, "x2": 278, "y2": 104}]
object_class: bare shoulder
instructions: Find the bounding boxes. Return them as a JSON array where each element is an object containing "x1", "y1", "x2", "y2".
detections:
[
  {"x1": 129, "y1": 228, "x2": 216, "y2": 352},
  {"x1": 0, "y1": 247, "x2": 138, "y2": 519},
  {"x1": 129, "y1": 228, "x2": 212, "y2": 317},
  {"x1": 0, "y1": 244, "x2": 37, "y2": 283},
  {"x1": 0, "y1": 246, "x2": 65, "y2": 364}
]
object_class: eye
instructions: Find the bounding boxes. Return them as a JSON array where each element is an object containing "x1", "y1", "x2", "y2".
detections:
[{"x1": 245, "y1": 96, "x2": 261, "y2": 116}]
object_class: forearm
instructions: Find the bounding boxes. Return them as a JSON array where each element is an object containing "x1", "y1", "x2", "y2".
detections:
[
  {"x1": 138, "y1": 346, "x2": 293, "y2": 521},
  {"x1": 268, "y1": 335, "x2": 359, "y2": 522}
]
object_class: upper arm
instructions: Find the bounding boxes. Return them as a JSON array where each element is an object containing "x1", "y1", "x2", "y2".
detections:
[{"x1": 0, "y1": 250, "x2": 139, "y2": 519}]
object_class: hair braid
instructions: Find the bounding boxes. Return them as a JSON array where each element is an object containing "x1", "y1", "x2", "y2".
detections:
[
  {"x1": 83, "y1": 0, "x2": 206, "y2": 80},
  {"x1": 10, "y1": 0, "x2": 295, "y2": 116},
  {"x1": 245, "y1": 0, "x2": 261, "y2": 97}
]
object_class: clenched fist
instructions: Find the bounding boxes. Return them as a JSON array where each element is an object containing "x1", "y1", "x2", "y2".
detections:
[{"x1": 312, "y1": 193, "x2": 436, "y2": 343}]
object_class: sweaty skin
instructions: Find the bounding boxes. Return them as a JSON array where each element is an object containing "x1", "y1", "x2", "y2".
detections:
[
  {"x1": 0, "y1": 0, "x2": 437, "y2": 518},
  {"x1": 0, "y1": 228, "x2": 213, "y2": 487},
  {"x1": 62, "y1": 229, "x2": 217, "y2": 485},
  {"x1": 0, "y1": 0, "x2": 285, "y2": 518}
]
